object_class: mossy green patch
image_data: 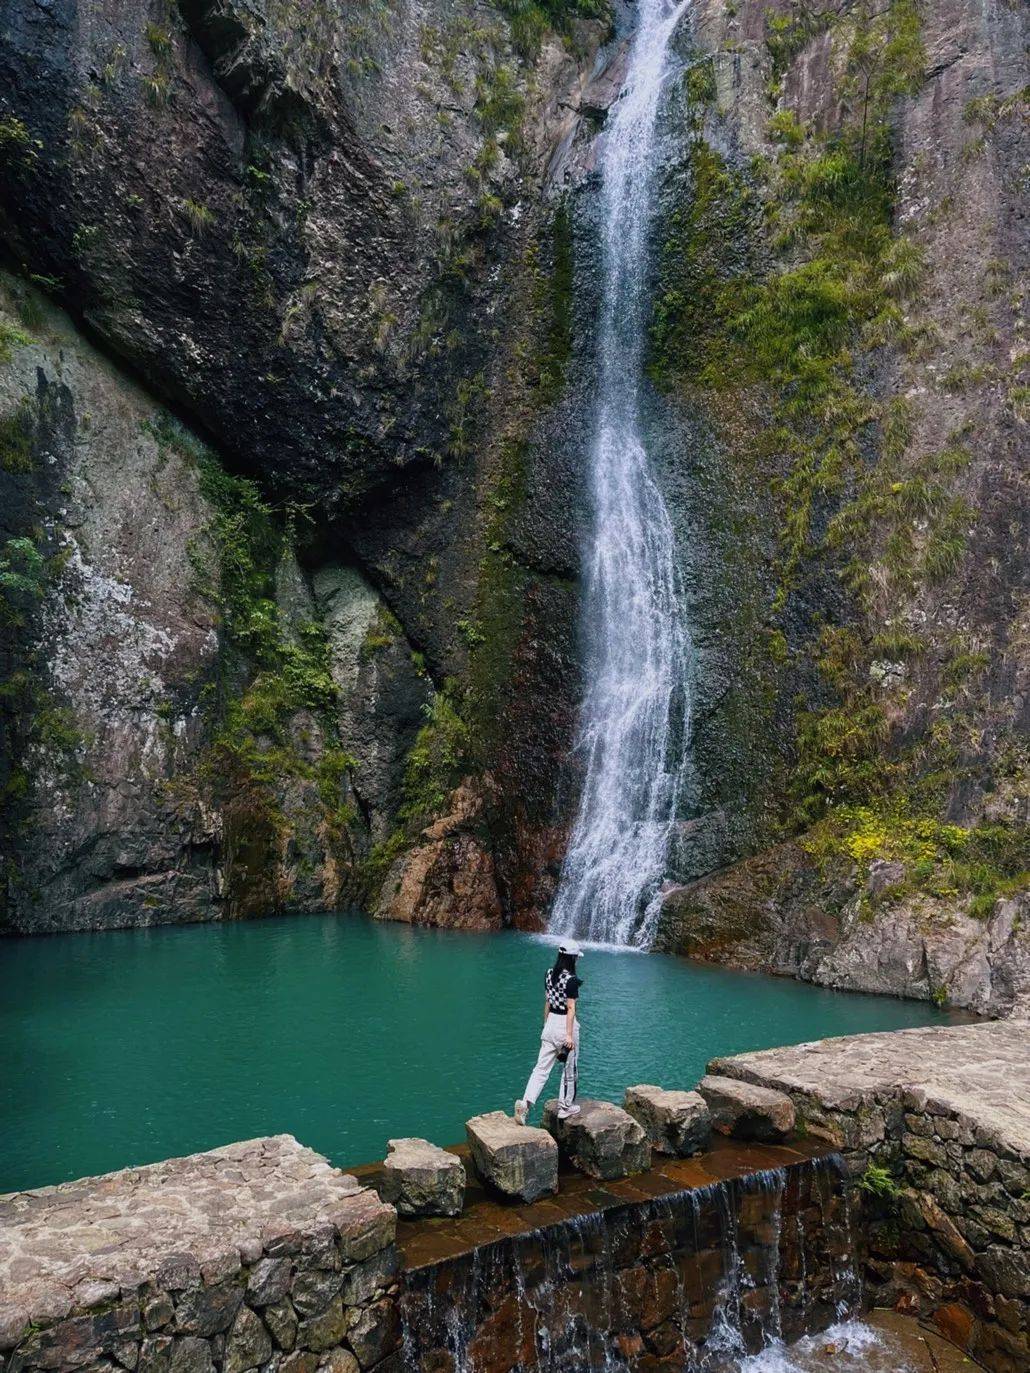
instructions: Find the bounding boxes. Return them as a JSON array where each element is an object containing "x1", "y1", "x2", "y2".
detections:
[
  {"x1": 685, "y1": 57, "x2": 716, "y2": 108},
  {"x1": 0, "y1": 319, "x2": 31, "y2": 364},
  {"x1": 803, "y1": 801, "x2": 1029, "y2": 917},
  {"x1": 359, "y1": 603, "x2": 402, "y2": 660},
  {"x1": 150, "y1": 417, "x2": 357, "y2": 897},
  {"x1": 648, "y1": 4, "x2": 1017, "y2": 912},
  {"x1": 0, "y1": 402, "x2": 34, "y2": 474},
  {"x1": 400, "y1": 683, "x2": 471, "y2": 825},
  {"x1": 0, "y1": 116, "x2": 42, "y2": 178},
  {"x1": 497, "y1": 0, "x2": 611, "y2": 57},
  {"x1": 0, "y1": 537, "x2": 47, "y2": 620}
]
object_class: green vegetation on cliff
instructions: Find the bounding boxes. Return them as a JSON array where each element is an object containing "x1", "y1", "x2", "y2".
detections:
[
  {"x1": 150, "y1": 418, "x2": 358, "y2": 910},
  {"x1": 650, "y1": 0, "x2": 1028, "y2": 915},
  {"x1": 498, "y1": 0, "x2": 611, "y2": 55}
]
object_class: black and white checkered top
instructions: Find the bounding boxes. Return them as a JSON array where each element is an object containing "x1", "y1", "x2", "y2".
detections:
[{"x1": 545, "y1": 968, "x2": 581, "y2": 1014}]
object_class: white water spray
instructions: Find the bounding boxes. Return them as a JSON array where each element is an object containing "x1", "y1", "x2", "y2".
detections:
[{"x1": 550, "y1": 0, "x2": 693, "y2": 947}]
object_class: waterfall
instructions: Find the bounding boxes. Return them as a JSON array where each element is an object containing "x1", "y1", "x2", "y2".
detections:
[
  {"x1": 550, "y1": 0, "x2": 694, "y2": 948},
  {"x1": 397, "y1": 1155, "x2": 861, "y2": 1371}
]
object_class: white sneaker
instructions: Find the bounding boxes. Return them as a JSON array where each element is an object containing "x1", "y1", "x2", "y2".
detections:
[
  {"x1": 514, "y1": 1099, "x2": 529, "y2": 1126},
  {"x1": 557, "y1": 1103, "x2": 581, "y2": 1120}
]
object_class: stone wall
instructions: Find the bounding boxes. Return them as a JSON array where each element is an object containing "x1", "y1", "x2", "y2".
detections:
[
  {"x1": 0, "y1": 1135, "x2": 851, "y2": 1373},
  {"x1": 0, "y1": 1137, "x2": 400, "y2": 1373},
  {"x1": 711, "y1": 1021, "x2": 1030, "y2": 1373},
  {"x1": 7, "y1": 1026, "x2": 1027, "y2": 1370},
  {"x1": 397, "y1": 1151, "x2": 852, "y2": 1370}
]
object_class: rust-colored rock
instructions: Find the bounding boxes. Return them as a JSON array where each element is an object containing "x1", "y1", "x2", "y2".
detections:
[
  {"x1": 374, "y1": 783, "x2": 504, "y2": 931},
  {"x1": 934, "y1": 1302, "x2": 976, "y2": 1350}
]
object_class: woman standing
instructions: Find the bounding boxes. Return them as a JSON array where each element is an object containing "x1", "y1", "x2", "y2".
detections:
[{"x1": 514, "y1": 940, "x2": 583, "y2": 1125}]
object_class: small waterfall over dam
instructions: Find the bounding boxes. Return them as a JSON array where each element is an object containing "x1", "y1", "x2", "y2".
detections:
[
  {"x1": 550, "y1": 0, "x2": 693, "y2": 947},
  {"x1": 398, "y1": 1150, "x2": 859, "y2": 1372}
]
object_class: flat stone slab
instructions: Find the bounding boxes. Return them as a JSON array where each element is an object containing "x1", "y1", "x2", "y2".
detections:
[
  {"x1": 379, "y1": 1138, "x2": 465, "y2": 1217},
  {"x1": 0, "y1": 1135, "x2": 395, "y2": 1339},
  {"x1": 465, "y1": 1112, "x2": 558, "y2": 1203},
  {"x1": 698, "y1": 1075, "x2": 795, "y2": 1141},
  {"x1": 624, "y1": 1085, "x2": 712, "y2": 1156},
  {"x1": 708, "y1": 1021, "x2": 1030, "y2": 1157},
  {"x1": 542, "y1": 1099, "x2": 651, "y2": 1179}
]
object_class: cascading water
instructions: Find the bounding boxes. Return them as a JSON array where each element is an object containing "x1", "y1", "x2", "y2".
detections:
[
  {"x1": 550, "y1": 0, "x2": 694, "y2": 948},
  {"x1": 397, "y1": 1155, "x2": 864, "y2": 1372}
]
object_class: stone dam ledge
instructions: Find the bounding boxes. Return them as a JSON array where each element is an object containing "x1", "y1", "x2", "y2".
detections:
[
  {"x1": 710, "y1": 1019, "x2": 1030, "y2": 1158},
  {"x1": 0, "y1": 1135, "x2": 396, "y2": 1353}
]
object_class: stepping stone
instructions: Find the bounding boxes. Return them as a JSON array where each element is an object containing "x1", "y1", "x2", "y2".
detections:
[
  {"x1": 697, "y1": 1074, "x2": 795, "y2": 1141},
  {"x1": 465, "y1": 1112, "x2": 558, "y2": 1203},
  {"x1": 542, "y1": 1099, "x2": 651, "y2": 1180},
  {"x1": 623, "y1": 1085, "x2": 712, "y2": 1157},
  {"x1": 379, "y1": 1137, "x2": 465, "y2": 1217}
]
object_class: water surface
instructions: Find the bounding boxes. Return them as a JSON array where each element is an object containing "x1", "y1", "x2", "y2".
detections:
[{"x1": 1, "y1": 915, "x2": 953, "y2": 1193}]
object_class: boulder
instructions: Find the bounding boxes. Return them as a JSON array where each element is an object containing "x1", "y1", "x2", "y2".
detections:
[
  {"x1": 542, "y1": 1099, "x2": 651, "y2": 1180},
  {"x1": 465, "y1": 1112, "x2": 558, "y2": 1202},
  {"x1": 623, "y1": 1085, "x2": 712, "y2": 1156},
  {"x1": 379, "y1": 1137, "x2": 465, "y2": 1218},
  {"x1": 697, "y1": 1075, "x2": 795, "y2": 1141}
]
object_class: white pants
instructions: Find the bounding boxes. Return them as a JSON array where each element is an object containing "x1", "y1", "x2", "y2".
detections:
[{"x1": 523, "y1": 1013, "x2": 580, "y2": 1110}]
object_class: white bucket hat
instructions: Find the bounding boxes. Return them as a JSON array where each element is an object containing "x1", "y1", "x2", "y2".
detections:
[{"x1": 559, "y1": 939, "x2": 583, "y2": 958}]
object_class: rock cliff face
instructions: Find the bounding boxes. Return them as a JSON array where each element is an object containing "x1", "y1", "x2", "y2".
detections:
[
  {"x1": 645, "y1": 0, "x2": 1029, "y2": 1012},
  {"x1": 1, "y1": 0, "x2": 1027, "y2": 993},
  {"x1": 0, "y1": 0, "x2": 612, "y2": 931}
]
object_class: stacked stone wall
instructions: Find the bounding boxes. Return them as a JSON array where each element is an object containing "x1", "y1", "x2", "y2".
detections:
[
  {"x1": 711, "y1": 1023, "x2": 1030, "y2": 1373},
  {"x1": 397, "y1": 1156, "x2": 851, "y2": 1370},
  {"x1": 0, "y1": 1139, "x2": 402, "y2": 1373},
  {"x1": 0, "y1": 1137, "x2": 852, "y2": 1373}
]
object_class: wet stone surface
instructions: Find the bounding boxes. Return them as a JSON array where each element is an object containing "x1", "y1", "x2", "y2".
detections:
[
  {"x1": 378, "y1": 1138, "x2": 465, "y2": 1219},
  {"x1": 464, "y1": 1111, "x2": 559, "y2": 1204},
  {"x1": 623, "y1": 1084, "x2": 712, "y2": 1157},
  {"x1": 715, "y1": 1023, "x2": 1030, "y2": 1373},
  {"x1": 541, "y1": 1098, "x2": 651, "y2": 1179},
  {"x1": 0, "y1": 1136, "x2": 399, "y2": 1371},
  {"x1": 368, "y1": 1135, "x2": 836, "y2": 1272},
  {"x1": 698, "y1": 1074, "x2": 796, "y2": 1142},
  {"x1": 391, "y1": 1138, "x2": 852, "y2": 1370}
]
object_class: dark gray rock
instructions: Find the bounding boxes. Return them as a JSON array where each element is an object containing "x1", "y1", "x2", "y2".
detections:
[
  {"x1": 246, "y1": 1258, "x2": 291, "y2": 1307},
  {"x1": 156, "y1": 1257, "x2": 201, "y2": 1294},
  {"x1": 976, "y1": 1246, "x2": 1030, "y2": 1299},
  {"x1": 139, "y1": 1335, "x2": 174, "y2": 1373},
  {"x1": 623, "y1": 1085, "x2": 712, "y2": 1157},
  {"x1": 378, "y1": 1138, "x2": 465, "y2": 1218},
  {"x1": 465, "y1": 1112, "x2": 558, "y2": 1203},
  {"x1": 142, "y1": 1293, "x2": 175, "y2": 1332},
  {"x1": 173, "y1": 1281, "x2": 244, "y2": 1338},
  {"x1": 168, "y1": 1337, "x2": 214, "y2": 1373},
  {"x1": 338, "y1": 1248, "x2": 398, "y2": 1308},
  {"x1": 295, "y1": 1297, "x2": 347, "y2": 1354},
  {"x1": 697, "y1": 1075, "x2": 795, "y2": 1142},
  {"x1": 542, "y1": 1099, "x2": 651, "y2": 1179},
  {"x1": 289, "y1": 1269, "x2": 343, "y2": 1320},
  {"x1": 263, "y1": 1301, "x2": 297, "y2": 1352},
  {"x1": 223, "y1": 1306, "x2": 272, "y2": 1373},
  {"x1": 345, "y1": 1297, "x2": 400, "y2": 1370}
]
